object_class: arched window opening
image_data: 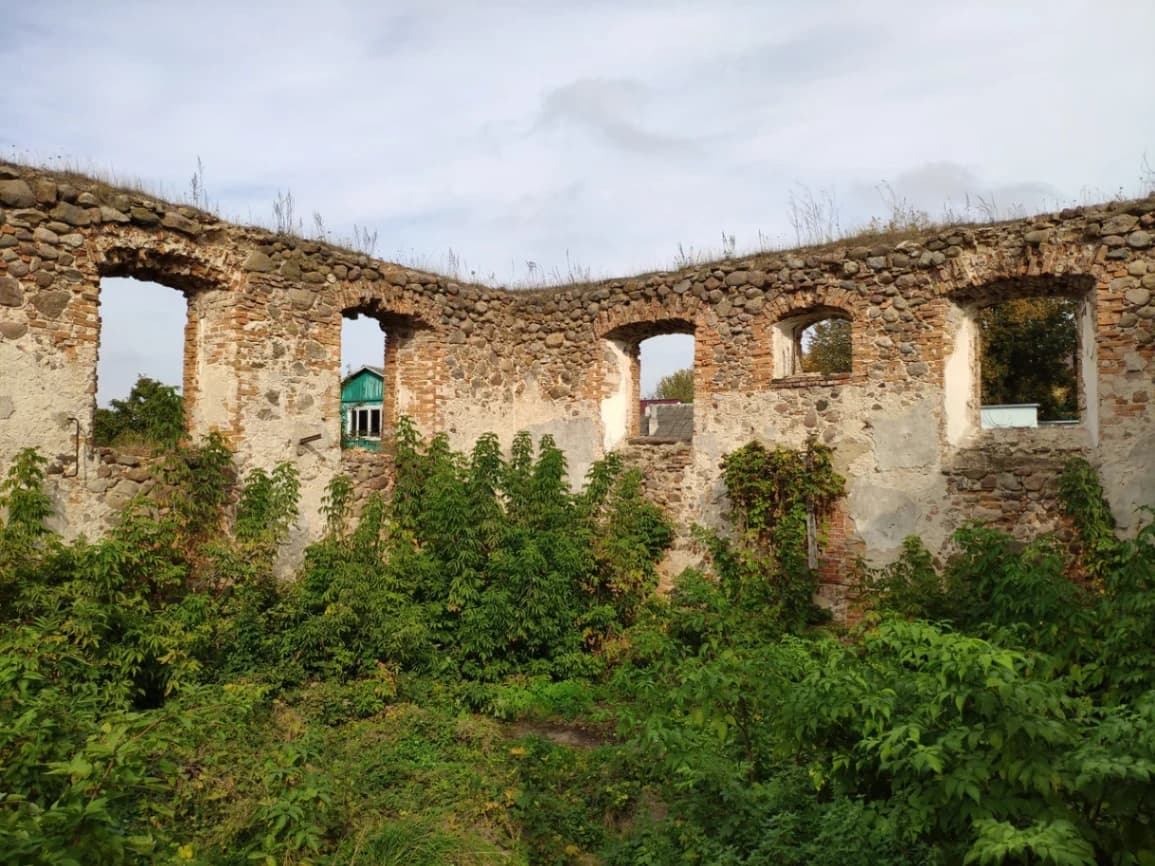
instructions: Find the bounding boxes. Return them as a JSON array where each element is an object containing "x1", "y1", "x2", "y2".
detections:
[
  {"x1": 600, "y1": 321, "x2": 695, "y2": 449},
  {"x1": 639, "y1": 333, "x2": 695, "y2": 440},
  {"x1": 979, "y1": 296, "x2": 1081, "y2": 429},
  {"x1": 340, "y1": 313, "x2": 387, "y2": 450},
  {"x1": 94, "y1": 277, "x2": 190, "y2": 448},
  {"x1": 773, "y1": 308, "x2": 852, "y2": 379}
]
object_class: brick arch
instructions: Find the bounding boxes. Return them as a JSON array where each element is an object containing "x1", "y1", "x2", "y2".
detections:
[
  {"x1": 935, "y1": 243, "x2": 1103, "y2": 301},
  {"x1": 593, "y1": 295, "x2": 702, "y2": 340},
  {"x1": 595, "y1": 309, "x2": 707, "y2": 448},
  {"x1": 761, "y1": 284, "x2": 863, "y2": 324},
  {"x1": 93, "y1": 240, "x2": 234, "y2": 295},
  {"x1": 331, "y1": 281, "x2": 440, "y2": 329}
]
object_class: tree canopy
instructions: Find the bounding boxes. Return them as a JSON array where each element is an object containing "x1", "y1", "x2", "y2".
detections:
[
  {"x1": 979, "y1": 297, "x2": 1079, "y2": 421},
  {"x1": 92, "y1": 375, "x2": 186, "y2": 447},
  {"x1": 652, "y1": 367, "x2": 694, "y2": 402},
  {"x1": 800, "y1": 317, "x2": 852, "y2": 375}
]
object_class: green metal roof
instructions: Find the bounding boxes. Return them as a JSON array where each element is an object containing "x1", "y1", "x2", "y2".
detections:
[{"x1": 341, "y1": 366, "x2": 384, "y2": 405}]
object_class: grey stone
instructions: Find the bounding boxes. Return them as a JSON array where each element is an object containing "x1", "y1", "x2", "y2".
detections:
[
  {"x1": 99, "y1": 206, "x2": 130, "y2": 223},
  {"x1": 0, "y1": 321, "x2": 28, "y2": 339},
  {"x1": 279, "y1": 260, "x2": 302, "y2": 280},
  {"x1": 32, "y1": 226, "x2": 59, "y2": 244},
  {"x1": 129, "y1": 207, "x2": 160, "y2": 225},
  {"x1": 0, "y1": 180, "x2": 34, "y2": 207},
  {"x1": 0, "y1": 275, "x2": 22, "y2": 306},
  {"x1": 288, "y1": 288, "x2": 314, "y2": 309},
  {"x1": 1125, "y1": 288, "x2": 1151, "y2": 307},
  {"x1": 1127, "y1": 230, "x2": 1152, "y2": 249},
  {"x1": 32, "y1": 290, "x2": 70, "y2": 318},
  {"x1": 243, "y1": 251, "x2": 275, "y2": 272},
  {"x1": 49, "y1": 202, "x2": 91, "y2": 226},
  {"x1": 161, "y1": 211, "x2": 201, "y2": 235},
  {"x1": 34, "y1": 180, "x2": 57, "y2": 204},
  {"x1": 1102, "y1": 214, "x2": 1139, "y2": 235},
  {"x1": 1024, "y1": 229, "x2": 1050, "y2": 245}
]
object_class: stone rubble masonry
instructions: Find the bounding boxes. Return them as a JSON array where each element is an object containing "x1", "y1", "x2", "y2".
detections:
[{"x1": 1, "y1": 161, "x2": 1154, "y2": 612}]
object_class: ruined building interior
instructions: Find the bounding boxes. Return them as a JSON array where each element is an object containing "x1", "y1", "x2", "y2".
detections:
[{"x1": 1, "y1": 162, "x2": 1153, "y2": 613}]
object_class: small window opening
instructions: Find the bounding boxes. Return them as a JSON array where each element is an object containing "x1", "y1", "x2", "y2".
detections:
[
  {"x1": 94, "y1": 277, "x2": 188, "y2": 448},
  {"x1": 979, "y1": 297, "x2": 1080, "y2": 429},
  {"x1": 773, "y1": 309, "x2": 852, "y2": 379},
  {"x1": 340, "y1": 313, "x2": 387, "y2": 450}
]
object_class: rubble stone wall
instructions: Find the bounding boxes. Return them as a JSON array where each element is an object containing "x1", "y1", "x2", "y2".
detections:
[{"x1": 2, "y1": 162, "x2": 1153, "y2": 600}]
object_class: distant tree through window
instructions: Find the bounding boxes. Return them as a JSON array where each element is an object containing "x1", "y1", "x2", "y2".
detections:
[
  {"x1": 979, "y1": 296, "x2": 1079, "y2": 422},
  {"x1": 652, "y1": 368, "x2": 693, "y2": 402},
  {"x1": 801, "y1": 318, "x2": 852, "y2": 375}
]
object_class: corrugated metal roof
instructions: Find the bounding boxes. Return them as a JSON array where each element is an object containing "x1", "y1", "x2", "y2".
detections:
[
  {"x1": 341, "y1": 366, "x2": 385, "y2": 404},
  {"x1": 342, "y1": 364, "x2": 384, "y2": 383}
]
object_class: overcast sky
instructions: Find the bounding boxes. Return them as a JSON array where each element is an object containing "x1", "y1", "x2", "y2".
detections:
[{"x1": 4, "y1": 0, "x2": 1153, "y2": 403}]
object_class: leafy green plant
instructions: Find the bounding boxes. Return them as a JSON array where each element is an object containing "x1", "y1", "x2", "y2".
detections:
[
  {"x1": 1059, "y1": 456, "x2": 1121, "y2": 581},
  {"x1": 92, "y1": 375, "x2": 186, "y2": 448},
  {"x1": 712, "y1": 439, "x2": 845, "y2": 628}
]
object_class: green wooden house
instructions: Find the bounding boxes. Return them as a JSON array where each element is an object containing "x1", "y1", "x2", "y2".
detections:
[{"x1": 341, "y1": 365, "x2": 385, "y2": 450}]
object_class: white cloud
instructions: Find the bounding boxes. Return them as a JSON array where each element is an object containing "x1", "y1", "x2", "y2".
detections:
[{"x1": 4, "y1": 0, "x2": 1154, "y2": 399}]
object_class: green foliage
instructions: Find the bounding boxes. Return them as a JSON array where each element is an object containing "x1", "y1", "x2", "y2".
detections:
[
  {"x1": 265, "y1": 427, "x2": 672, "y2": 685},
  {"x1": 4, "y1": 432, "x2": 1155, "y2": 865},
  {"x1": 715, "y1": 439, "x2": 845, "y2": 628},
  {"x1": 0, "y1": 448, "x2": 55, "y2": 608},
  {"x1": 652, "y1": 367, "x2": 694, "y2": 402},
  {"x1": 979, "y1": 297, "x2": 1079, "y2": 421},
  {"x1": 801, "y1": 317, "x2": 852, "y2": 375},
  {"x1": 92, "y1": 375, "x2": 186, "y2": 448},
  {"x1": 1059, "y1": 456, "x2": 1121, "y2": 580}
]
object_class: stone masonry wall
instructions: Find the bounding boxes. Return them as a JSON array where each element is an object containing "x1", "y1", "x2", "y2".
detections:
[{"x1": 2, "y1": 160, "x2": 1154, "y2": 602}]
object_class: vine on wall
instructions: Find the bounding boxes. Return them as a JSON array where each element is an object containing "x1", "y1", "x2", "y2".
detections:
[{"x1": 710, "y1": 439, "x2": 845, "y2": 627}]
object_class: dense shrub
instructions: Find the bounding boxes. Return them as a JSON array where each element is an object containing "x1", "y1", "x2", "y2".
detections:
[{"x1": 2, "y1": 431, "x2": 1154, "y2": 865}]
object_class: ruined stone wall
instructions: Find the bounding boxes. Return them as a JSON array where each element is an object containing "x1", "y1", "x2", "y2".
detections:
[{"x1": 2, "y1": 161, "x2": 1153, "y2": 599}]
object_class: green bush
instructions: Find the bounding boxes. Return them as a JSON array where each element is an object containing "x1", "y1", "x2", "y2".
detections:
[{"x1": 92, "y1": 375, "x2": 186, "y2": 448}]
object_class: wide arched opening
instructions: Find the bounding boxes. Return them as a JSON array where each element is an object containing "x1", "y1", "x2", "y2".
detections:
[{"x1": 943, "y1": 275, "x2": 1097, "y2": 444}]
